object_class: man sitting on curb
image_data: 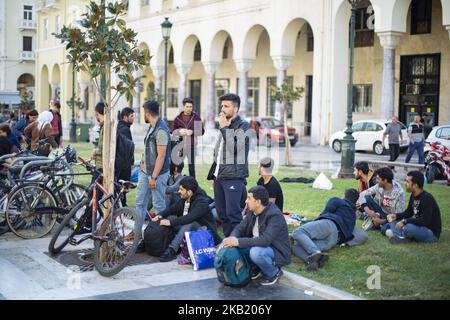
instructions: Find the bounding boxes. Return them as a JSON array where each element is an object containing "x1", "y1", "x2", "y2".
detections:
[
  {"x1": 291, "y1": 189, "x2": 359, "y2": 271},
  {"x1": 359, "y1": 167, "x2": 405, "y2": 231},
  {"x1": 385, "y1": 171, "x2": 442, "y2": 244},
  {"x1": 222, "y1": 186, "x2": 291, "y2": 286},
  {"x1": 152, "y1": 176, "x2": 222, "y2": 262}
]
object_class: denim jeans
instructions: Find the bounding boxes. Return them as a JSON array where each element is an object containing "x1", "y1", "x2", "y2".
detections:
[
  {"x1": 291, "y1": 219, "x2": 339, "y2": 263},
  {"x1": 240, "y1": 247, "x2": 279, "y2": 279},
  {"x1": 365, "y1": 195, "x2": 388, "y2": 220},
  {"x1": 166, "y1": 217, "x2": 202, "y2": 252},
  {"x1": 135, "y1": 171, "x2": 169, "y2": 226},
  {"x1": 384, "y1": 220, "x2": 437, "y2": 243},
  {"x1": 405, "y1": 141, "x2": 425, "y2": 164}
]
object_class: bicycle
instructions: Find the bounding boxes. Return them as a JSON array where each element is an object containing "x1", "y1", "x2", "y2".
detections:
[{"x1": 48, "y1": 156, "x2": 141, "y2": 277}]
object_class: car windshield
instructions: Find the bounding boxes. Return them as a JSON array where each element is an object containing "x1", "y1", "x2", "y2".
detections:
[
  {"x1": 385, "y1": 121, "x2": 407, "y2": 130},
  {"x1": 262, "y1": 118, "x2": 283, "y2": 128}
]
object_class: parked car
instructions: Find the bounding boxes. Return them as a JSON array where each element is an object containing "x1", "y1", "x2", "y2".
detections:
[
  {"x1": 248, "y1": 116, "x2": 299, "y2": 147},
  {"x1": 329, "y1": 119, "x2": 410, "y2": 155},
  {"x1": 424, "y1": 125, "x2": 450, "y2": 155}
]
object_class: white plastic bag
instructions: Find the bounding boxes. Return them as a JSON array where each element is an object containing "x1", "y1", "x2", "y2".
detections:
[{"x1": 312, "y1": 172, "x2": 333, "y2": 190}]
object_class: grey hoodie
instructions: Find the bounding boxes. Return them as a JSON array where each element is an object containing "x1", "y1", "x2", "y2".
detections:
[{"x1": 359, "y1": 180, "x2": 406, "y2": 215}]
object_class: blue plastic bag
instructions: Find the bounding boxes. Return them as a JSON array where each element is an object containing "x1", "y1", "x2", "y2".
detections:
[
  {"x1": 185, "y1": 229, "x2": 215, "y2": 270},
  {"x1": 130, "y1": 166, "x2": 140, "y2": 183}
]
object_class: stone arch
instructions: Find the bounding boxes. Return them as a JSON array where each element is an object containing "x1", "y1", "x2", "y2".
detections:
[
  {"x1": 207, "y1": 30, "x2": 234, "y2": 63},
  {"x1": 179, "y1": 34, "x2": 201, "y2": 66},
  {"x1": 39, "y1": 65, "x2": 50, "y2": 111},
  {"x1": 235, "y1": 24, "x2": 270, "y2": 61},
  {"x1": 51, "y1": 64, "x2": 61, "y2": 84},
  {"x1": 156, "y1": 39, "x2": 174, "y2": 67}
]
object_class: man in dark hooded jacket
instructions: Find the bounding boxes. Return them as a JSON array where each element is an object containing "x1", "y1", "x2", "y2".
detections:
[{"x1": 292, "y1": 189, "x2": 359, "y2": 271}]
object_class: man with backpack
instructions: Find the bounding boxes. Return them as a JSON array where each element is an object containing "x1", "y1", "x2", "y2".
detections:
[
  {"x1": 150, "y1": 176, "x2": 221, "y2": 262},
  {"x1": 221, "y1": 186, "x2": 291, "y2": 286}
]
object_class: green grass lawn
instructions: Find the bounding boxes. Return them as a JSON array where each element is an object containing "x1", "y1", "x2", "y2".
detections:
[{"x1": 68, "y1": 142, "x2": 450, "y2": 300}]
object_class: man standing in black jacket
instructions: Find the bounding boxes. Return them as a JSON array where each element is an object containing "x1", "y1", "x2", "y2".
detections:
[
  {"x1": 115, "y1": 107, "x2": 135, "y2": 205},
  {"x1": 209, "y1": 93, "x2": 250, "y2": 237},
  {"x1": 223, "y1": 186, "x2": 291, "y2": 286},
  {"x1": 153, "y1": 176, "x2": 221, "y2": 262},
  {"x1": 385, "y1": 171, "x2": 441, "y2": 244}
]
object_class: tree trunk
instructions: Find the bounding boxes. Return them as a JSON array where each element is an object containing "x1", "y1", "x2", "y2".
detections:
[
  {"x1": 284, "y1": 108, "x2": 293, "y2": 166},
  {"x1": 102, "y1": 67, "x2": 116, "y2": 197}
]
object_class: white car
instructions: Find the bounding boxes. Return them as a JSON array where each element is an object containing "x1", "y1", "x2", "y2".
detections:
[
  {"x1": 329, "y1": 119, "x2": 410, "y2": 155},
  {"x1": 425, "y1": 125, "x2": 450, "y2": 153}
]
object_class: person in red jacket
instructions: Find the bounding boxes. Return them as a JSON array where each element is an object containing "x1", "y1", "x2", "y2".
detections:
[{"x1": 172, "y1": 97, "x2": 204, "y2": 178}]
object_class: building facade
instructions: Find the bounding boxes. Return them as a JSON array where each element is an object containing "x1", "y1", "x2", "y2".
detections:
[
  {"x1": 0, "y1": 0, "x2": 37, "y2": 114},
  {"x1": 35, "y1": 0, "x2": 450, "y2": 145}
]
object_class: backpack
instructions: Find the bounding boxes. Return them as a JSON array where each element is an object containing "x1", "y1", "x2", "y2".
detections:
[
  {"x1": 214, "y1": 246, "x2": 251, "y2": 287},
  {"x1": 143, "y1": 221, "x2": 175, "y2": 257}
]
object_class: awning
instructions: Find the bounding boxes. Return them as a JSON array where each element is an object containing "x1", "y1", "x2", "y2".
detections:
[{"x1": 0, "y1": 93, "x2": 22, "y2": 105}]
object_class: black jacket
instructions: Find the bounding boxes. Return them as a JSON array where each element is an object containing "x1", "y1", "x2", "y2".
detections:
[
  {"x1": 230, "y1": 202, "x2": 291, "y2": 267},
  {"x1": 115, "y1": 120, "x2": 135, "y2": 173},
  {"x1": 316, "y1": 198, "x2": 356, "y2": 244},
  {"x1": 208, "y1": 115, "x2": 250, "y2": 180},
  {"x1": 159, "y1": 188, "x2": 222, "y2": 245},
  {"x1": 397, "y1": 191, "x2": 442, "y2": 239}
]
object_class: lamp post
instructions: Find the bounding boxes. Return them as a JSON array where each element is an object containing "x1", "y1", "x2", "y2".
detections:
[
  {"x1": 69, "y1": 63, "x2": 77, "y2": 142},
  {"x1": 339, "y1": 0, "x2": 358, "y2": 178},
  {"x1": 161, "y1": 17, "x2": 172, "y2": 120}
]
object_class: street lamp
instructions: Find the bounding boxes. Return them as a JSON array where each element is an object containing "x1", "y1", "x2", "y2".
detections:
[
  {"x1": 339, "y1": 0, "x2": 358, "y2": 178},
  {"x1": 161, "y1": 17, "x2": 172, "y2": 120},
  {"x1": 69, "y1": 63, "x2": 77, "y2": 142}
]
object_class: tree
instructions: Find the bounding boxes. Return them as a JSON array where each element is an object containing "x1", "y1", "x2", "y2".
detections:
[
  {"x1": 271, "y1": 80, "x2": 304, "y2": 166},
  {"x1": 54, "y1": 1, "x2": 150, "y2": 195}
]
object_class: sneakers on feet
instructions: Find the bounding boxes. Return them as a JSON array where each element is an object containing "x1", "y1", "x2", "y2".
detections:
[
  {"x1": 159, "y1": 247, "x2": 177, "y2": 262},
  {"x1": 389, "y1": 236, "x2": 411, "y2": 245},
  {"x1": 135, "y1": 241, "x2": 145, "y2": 254},
  {"x1": 385, "y1": 229, "x2": 394, "y2": 239},
  {"x1": 260, "y1": 269, "x2": 283, "y2": 286},
  {"x1": 251, "y1": 269, "x2": 262, "y2": 280},
  {"x1": 306, "y1": 261, "x2": 319, "y2": 271}
]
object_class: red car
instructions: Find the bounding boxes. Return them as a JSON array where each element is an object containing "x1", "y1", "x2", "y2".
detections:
[{"x1": 248, "y1": 116, "x2": 299, "y2": 147}]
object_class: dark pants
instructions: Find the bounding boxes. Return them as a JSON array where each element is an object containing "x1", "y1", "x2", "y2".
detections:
[
  {"x1": 365, "y1": 195, "x2": 388, "y2": 220},
  {"x1": 115, "y1": 167, "x2": 131, "y2": 206},
  {"x1": 182, "y1": 144, "x2": 196, "y2": 178},
  {"x1": 388, "y1": 143, "x2": 400, "y2": 162},
  {"x1": 54, "y1": 135, "x2": 62, "y2": 146},
  {"x1": 214, "y1": 178, "x2": 246, "y2": 237},
  {"x1": 405, "y1": 142, "x2": 425, "y2": 164}
]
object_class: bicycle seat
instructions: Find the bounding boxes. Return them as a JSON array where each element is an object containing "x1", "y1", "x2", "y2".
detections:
[{"x1": 118, "y1": 180, "x2": 137, "y2": 189}]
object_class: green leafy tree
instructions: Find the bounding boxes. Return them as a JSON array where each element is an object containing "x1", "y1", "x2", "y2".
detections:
[
  {"x1": 271, "y1": 80, "x2": 304, "y2": 166},
  {"x1": 54, "y1": 0, "x2": 150, "y2": 193}
]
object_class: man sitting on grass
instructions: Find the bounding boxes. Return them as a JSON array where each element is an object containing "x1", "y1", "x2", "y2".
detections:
[
  {"x1": 291, "y1": 189, "x2": 359, "y2": 271},
  {"x1": 385, "y1": 171, "x2": 442, "y2": 244}
]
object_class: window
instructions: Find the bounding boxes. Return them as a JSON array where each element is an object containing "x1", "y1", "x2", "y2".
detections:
[
  {"x1": 55, "y1": 15, "x2": 61, "y2": 34},
  {"x1": 215, "y1": 79, "x2": 230, "y2": 116},
  {"x1": 352, "y1": 122, "x2": 365, "y2": 132},
  {"x1": 365, "y1": 122, "x2": 383, "y2": 132},
  {"x1": 168, "y1": 88, "x2": 178, "y2": 108},
  {"x1": 24, "y1": 5, "x2": 33, "y2": 20},
  {"x1": 266, "y1": 76, "x2": 294, "y2": 118},
  {"x1": 352, "y1": 84, "x2": 372, "y2": 113},
  {"x1": 194, "y1": 42, "x2": 201, "y2": 62},
  {"x1": 237, "y1": 78, "x2": 260, "y2": 117},
  {"x1": 306, "y1": 24, "x2": 314, "y2": 52},
  {"x1": 44, "y1": 18, "x2": 48, "y2": 41},
  {"x1": 354, "y1": 2, "x2": 375, "y2": 47},
  {"x1": 23, "y1": 36, "x2": 32, "y2": 51},
  {"x1": 168, "y1": 47, "x2": 174, "y2": 64},
  {"x1": 437, "y1": 127, "x2": 450, "y2": 140},
  {"x1": 411, "y1": 0, "x2": 432, "y2": 35},
  {"x1": 222, "y1": 37, "x2": 231, "y2": 59}
]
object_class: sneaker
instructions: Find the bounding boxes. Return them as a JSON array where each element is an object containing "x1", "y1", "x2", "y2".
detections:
[
  {"x1": 306, "y1": 261, "x2": 319, "y2": 271},
  {"x1": 389, "y1": 236, "x2": 411, "y2": 245},
  {"x1": 318, "y1": 253, "x2": 329, "y2": 269},
  {"x1": 261, "y1": 269, "x2": 283, "y2": 286},
  {"x1": 135, "y1": 241, "x2": 145, "y2": 254},
  {"x1": 159, "y1": 247, "x2": 177, "y2": 262},
  {"x1": 385, "y1": 229, "x2": 394, "y2": 239},
  {"x1": 251, "y1": 269, "x2": 262, "y2": 280}
]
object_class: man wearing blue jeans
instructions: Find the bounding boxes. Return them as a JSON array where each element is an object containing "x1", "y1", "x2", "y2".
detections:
[
  {"x1": 136, "y1": 100, "x2": 171, "y2": 227},
  {"x1": 385, "y1": 171, "x2": 441, "y2": 244},
  {"x1": 291, "y1": 189, "x2": 359, "y2": 271},
  {"x1": 222, "y1": 186, "x2": 291, "y2": 286},
  {"x1": 405, "y1": 114, "x2": 425, "y2": 164}
]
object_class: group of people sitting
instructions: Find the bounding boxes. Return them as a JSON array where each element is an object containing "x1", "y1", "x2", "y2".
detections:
[{"x1": 145, "y1": 157, "x2": 442, "y2": 286}]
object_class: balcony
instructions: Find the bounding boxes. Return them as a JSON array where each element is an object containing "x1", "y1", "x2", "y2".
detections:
[
  {"x1": 36, "y1": 0, "x2": 60, "y2": 12},
  {"x1": 18, "y1": 20, "x2": 37, "y2": 31},
  {"x1": 19, "y1": 51, "x2": 35, "y2": 61}
]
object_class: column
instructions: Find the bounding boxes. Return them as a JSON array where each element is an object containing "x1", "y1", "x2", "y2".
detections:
[
  {"x1": 271, "y1": 56, "x2": 293, "y2": 120},
  {"x1": 132, "y1": 70, "x2": 143, "y2": 123},
  {"x1": 79, "y1": 81, "x2": 89, "y2": 122},
  {"x1": 203, "y1": 62, "x2": 219, "y2": 129},
  {"x1": 151, "y1": 65, "x2": 164, "y2": 99},
  {"x1": 378, "y1": 32, "x2": 402, "y2": 119},
  {"x1": 234, "y1": 59, "x2": 253, "y2": 119},
  {"x1": 446, "y1": 26, "x2": 450, "y2": 40},
  {"x1": 175, "y1": 64, "x2": 192, "y2": 112}
]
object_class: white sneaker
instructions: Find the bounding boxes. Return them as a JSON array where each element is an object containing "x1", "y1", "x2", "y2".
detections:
[{"x1": 385, "y1": 229, "x2": 394, "y2": 239}]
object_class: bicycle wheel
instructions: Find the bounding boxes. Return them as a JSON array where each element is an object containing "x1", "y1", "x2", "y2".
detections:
[
  {"x1": 5, "y1": 184, "x2": 58, "y2": 239},
  {"x1": 48, "y1": 199, "x2": 90, "y2": 255},
  {"x1": 93, "y1": 207, "x2": 141, "y2": 277}
]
